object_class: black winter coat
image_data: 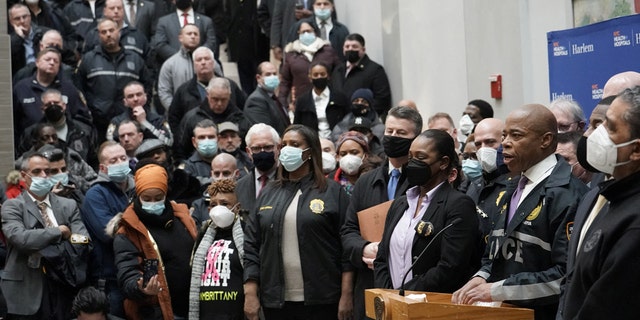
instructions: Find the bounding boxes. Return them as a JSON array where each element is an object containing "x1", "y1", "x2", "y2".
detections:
[{"x1": 243, "y1": 175, "x2": 349, "y2": 308}]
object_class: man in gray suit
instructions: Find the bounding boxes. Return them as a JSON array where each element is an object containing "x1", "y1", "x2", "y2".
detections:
[
  {"x1": 152, "y1": 0, "x2": 217, "y2": 64},
  {"x1": 1, "y1": 153, "x2": 90, "y2": 319}
]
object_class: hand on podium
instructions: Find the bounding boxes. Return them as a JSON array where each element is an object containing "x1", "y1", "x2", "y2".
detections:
[{"x1": 452, "y1": 276, "x2": 493, "y2": 305}]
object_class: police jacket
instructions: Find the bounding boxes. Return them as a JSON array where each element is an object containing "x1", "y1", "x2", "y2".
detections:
[
  {"x1": 562, "y1": 171, "x2": 640, "y2": 319},
  {"x1": 243, "y1": 175, "x2": 349, "y2": 308},
  {"x1": 12, "y1": 74, "x2": 92, "y2": 139},
  {"x1": 83, "y1": 25, "x2": 149, "y2": 58},
  {"x1": 63, "y1": 0, "x2": 105, "y2": 42},
  {"x1": 76, "y1": 46, "x2": 151, "y2": 122},
  {"x1": 19, "y1": 114, "x2": 98, "y2": 166},
  {"x1": 476, "y1": 156, "x2": 587, "y2": 319},
  {"x1": 465, "y1": 165, "x2": 511, "y2": 243}
]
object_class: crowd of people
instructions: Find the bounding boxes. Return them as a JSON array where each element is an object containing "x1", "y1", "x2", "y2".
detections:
[{"x1": 4, "y1": 0, "x2": 640, "y2": 319}]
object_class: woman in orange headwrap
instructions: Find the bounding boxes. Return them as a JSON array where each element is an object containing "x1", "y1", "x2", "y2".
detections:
[{"x1": 111, "y1": 160, "x2": 197, "y2": 320}]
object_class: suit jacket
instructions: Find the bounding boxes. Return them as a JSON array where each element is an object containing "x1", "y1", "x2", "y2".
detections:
[
  {"x1": 244, "y1": 86, "x2": 290, "y2": 136},
  {"x1": 374, "y1": 183, "x2": 480, "y2": 292},
  {"x1": 1, "y1": 192, "x2": 89, "y2": 315},
  {"x1": 152, "y1": 10, "x2": 217, "y2": 62},
  {"x1": 236, "y1": 170, "x2": 258, "y2": 215},
  {"x1": 124, "y1": 0, "x2": 156, "y2": 41},
  {"x1": 294, "y1": 87, "x2": 348, "y2": 133},
  {"x1": 270, "y1": 0, "x2": 298, "y2": 48}
]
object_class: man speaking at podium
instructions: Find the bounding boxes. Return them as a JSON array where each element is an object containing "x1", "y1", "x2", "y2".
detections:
[{"x1": 452, "y1": 104, "x2": 587, "y2": 320}]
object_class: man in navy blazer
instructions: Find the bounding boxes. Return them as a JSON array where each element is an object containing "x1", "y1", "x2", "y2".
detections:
[
  {"x1": 152, "y1": 0, "x2": 217, "y2": 64},
  {"x1": 1, "y1": 153, "x2": 90, "y2": 319}
]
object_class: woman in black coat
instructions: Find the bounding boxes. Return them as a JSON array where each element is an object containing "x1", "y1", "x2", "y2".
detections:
[{"x1": 374, "y1": 129, "x2": 481, "y2": 293}]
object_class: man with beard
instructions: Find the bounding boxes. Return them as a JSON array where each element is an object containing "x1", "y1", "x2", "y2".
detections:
[
  {"x1": 340, "y1": 106, "x2": 422, "y2": 320},
  {"x1": 218, "y1": 122, "x2": 253, "y2": 179}
]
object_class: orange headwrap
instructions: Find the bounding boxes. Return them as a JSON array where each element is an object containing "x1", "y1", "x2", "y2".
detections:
[{"x1": 134, "y1": 164, "x2": 168, "y2": 195}]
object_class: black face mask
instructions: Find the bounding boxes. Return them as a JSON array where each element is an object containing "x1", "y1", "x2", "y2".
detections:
[
  {"x1": 44, "y1": 104, "x2": 64, "y2": 123},
  {"x1": 382, "y1": 135, "x2": 413, "y2": 158},
  {"x1": 175, "y1": 0, "x2": 191, "y2": 10},
  {"x1": 252, "y1": 151, "x2": 276, "y2": 172},
  {"x1": 345, "y1": 50, "x2": 360, "y2": 63},
  {"x1": 312, "y1": 77, "x2": 329, "y2": 90},
  {"x1": 350, "y1": 103, "x2": 369, "y2": 116},
  {"x1": 405, "y1": 158, "x2": 439, "y2": 187},
  {"x1": 576, "y1": 135, "x2": 601, "y2": 173}
]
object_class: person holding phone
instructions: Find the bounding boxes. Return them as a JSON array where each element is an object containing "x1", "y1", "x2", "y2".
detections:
[{"x1": 112, "y1": 160, "x2": 197, "y2": 320}]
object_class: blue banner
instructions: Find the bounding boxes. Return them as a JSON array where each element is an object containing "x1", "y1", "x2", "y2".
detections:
[{"x1": 547, "y1": 14, "x2": 640, "y2": 118}]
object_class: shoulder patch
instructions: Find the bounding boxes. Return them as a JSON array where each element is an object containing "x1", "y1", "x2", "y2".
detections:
[
  {"x1": 496, "y1": 190, "x2": 506, "y2": 206},
  {"x1": 525, "y1": 201, "x2": 543, "y2": 221}
]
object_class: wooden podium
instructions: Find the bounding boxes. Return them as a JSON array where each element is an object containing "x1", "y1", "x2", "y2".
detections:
[{"x1": 365, "y1": 289, "x2": 534, "y2": 320}]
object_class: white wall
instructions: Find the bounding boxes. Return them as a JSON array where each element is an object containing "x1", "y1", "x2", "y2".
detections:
[{"x1": 335, "y1": 0, "x2": 574, "y2": 123}]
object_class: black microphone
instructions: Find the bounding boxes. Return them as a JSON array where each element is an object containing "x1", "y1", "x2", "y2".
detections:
[{"x1": 398, "y1": 217, "x2": 463, "y2": 296}]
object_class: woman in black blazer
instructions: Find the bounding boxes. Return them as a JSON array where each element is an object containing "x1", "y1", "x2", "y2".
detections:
[{"x1": 374, "y1": 129, "x2": 481, "y2": 293}]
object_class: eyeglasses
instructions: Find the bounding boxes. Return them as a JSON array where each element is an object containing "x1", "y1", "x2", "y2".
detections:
[
  {"x1": 249, "y1": 145, "x2": 275, "y2": 153},
  {"x1": 461, "y1": 152, "x2": 477, "y2": 160}
]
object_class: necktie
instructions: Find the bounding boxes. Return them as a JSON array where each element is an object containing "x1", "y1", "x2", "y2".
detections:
[
  {"x1": 272, "y1": 95, "x2": 291, "y2": 125},
  {"x1": 128, "y1": 0, "x2": 136, "y2": 27},
  {"x1": 182, "y1": 12, "x2": 189, "y2": 27},
  {"x1": 507, "y1": 175, "x2": 528, "y2": 223},
  {"x1": 37, "y1": 201, "x2": 54, "y2": 228},
  {"x1": 387, "y1": 169, "x2": 400, "y2": 200},
  {"x1": 257, "y1": 175, "x2": 268, "y2": 197},
  {"x1": 320, "y1": 21, "x2": 327, "y2": 40}
]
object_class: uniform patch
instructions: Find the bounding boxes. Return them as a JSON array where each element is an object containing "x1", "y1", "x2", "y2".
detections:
[
  {"x1": 127, "y1": 36, "x2": 136, "y2": 45},
  {"x1": 476, "y1": 206, "x2": 488, "y2": 219},
  {"x1": 496, "y1": 190, "x2": 506, "y2": 206},
  {"x1": 309, "y1": 199, "x2": 324, "y2": 214},
  {"x1": 127, "y1": 61, "x2": 135, "y2": 70},
  {"x1": 583, "y1": 229, "x2": 601, "y2": 253},
  {"x1": 566, "y1": 222, "x2": 574, "y2": 240},
  {"x1": 526, "y1": 202, "x2": 542, "y2": 221}
]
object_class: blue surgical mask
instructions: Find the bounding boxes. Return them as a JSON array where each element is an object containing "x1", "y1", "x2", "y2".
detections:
[
  {"x1": 263, "y1": 75, "x2": 280, "y2": 92},
  {"x1": 108, "y1": 162, "x2": 131, "y2": 183},
  {"x1": 50, "y1": 172, "x2": 69, "y2": 186},
  {"x1": 197, "y1": 139, "x2": 218, "y2": 157},
  {"x1": 462, "y1": 159, "x2": 483, "y2": 181},
  {"x1": 279, "y1": 146, "x2": 309, "y2": 172},
  {"x1": 29, "y1": 176, "x2": 54, "y2": 197},
  {"x1": 141, "y1": 199, "x2": 166, "y2": 215},
  {"x1": 314, "y1": 8, "x2": 331, "y2": 20},
  {"x1": 299, "y1": 32, "x2": 316, "y2": 46}
]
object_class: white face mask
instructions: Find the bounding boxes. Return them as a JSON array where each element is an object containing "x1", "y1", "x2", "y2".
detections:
[
  {"x1": 321, "y1": 152, "x2": 337, "y2": 173},
  {"x1": 209, "y1": 205, "x2": 237, "y2": 229},
  {"x1": 476, "y1": 147, "x2": 498, "y2": 173},
  {"x1": 459, "y1": 114, "x2": 474, "y2": 136},
  {"x1": 586, "y1": 125, "x2": 637, "y2": 175},
  {"x1": 339, "y1": 154, "x2": 363, "y2": 175}
]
